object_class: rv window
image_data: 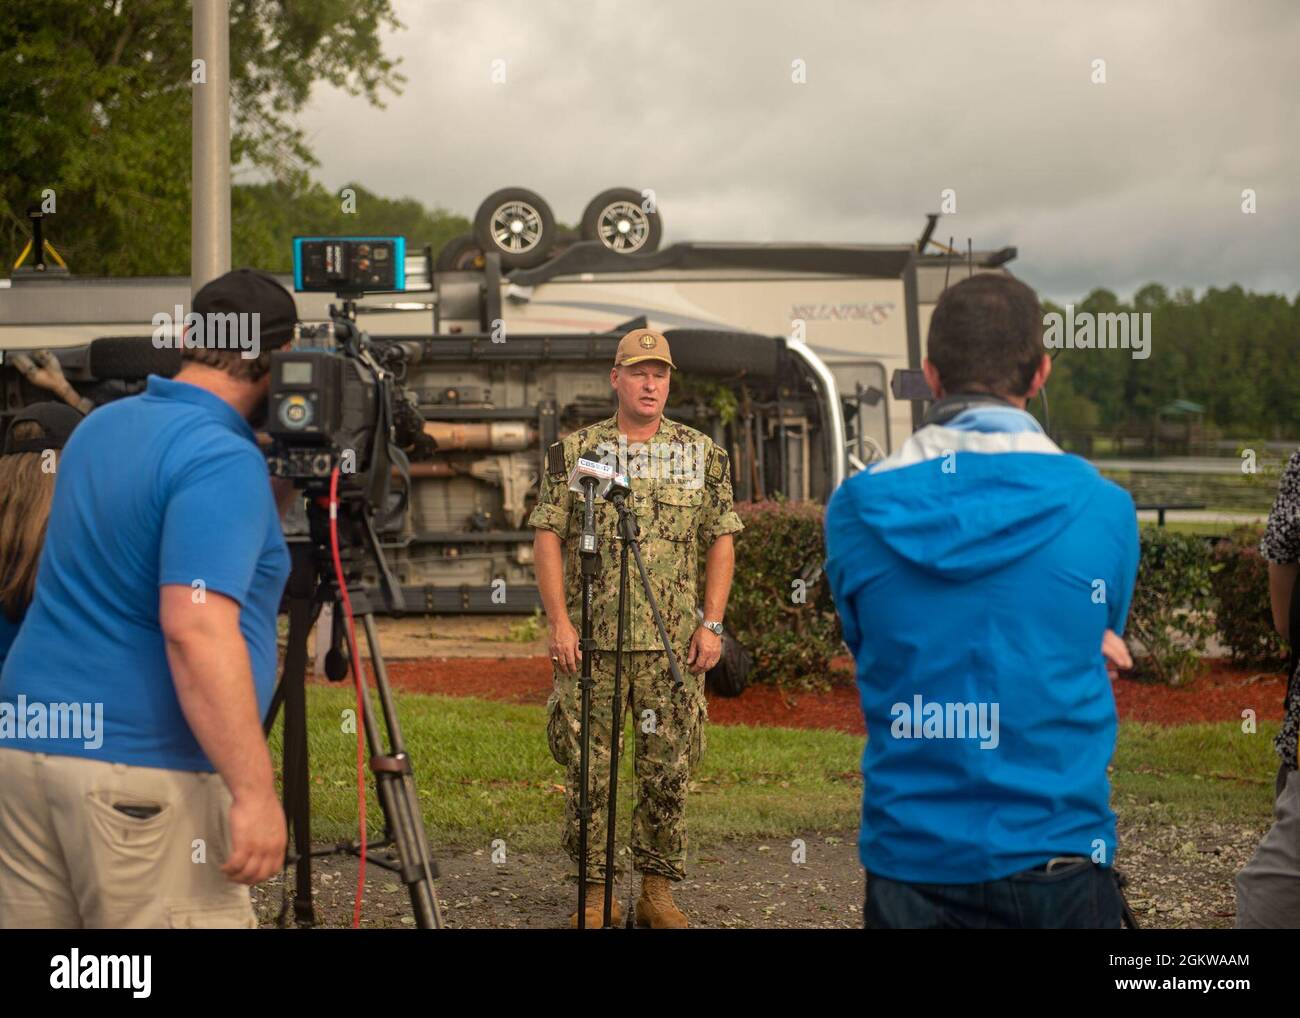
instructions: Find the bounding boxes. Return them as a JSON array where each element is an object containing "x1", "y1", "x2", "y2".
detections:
[{"x1": 830, "y1": 361, "x2": 890, "y2": 467}]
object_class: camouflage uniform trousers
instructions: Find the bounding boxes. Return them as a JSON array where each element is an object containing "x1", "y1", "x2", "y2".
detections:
[{"x1": 546, "y1": 645, "x2": 707, "y2": 882}]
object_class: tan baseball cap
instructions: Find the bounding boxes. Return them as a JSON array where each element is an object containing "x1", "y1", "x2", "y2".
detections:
[{"x1": 614, "y1": 328, "x2": 676, "y2": 369}]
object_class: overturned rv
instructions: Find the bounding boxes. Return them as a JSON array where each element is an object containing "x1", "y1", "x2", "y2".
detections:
[{"x1": 0, "y1": 199, "x2": 1016, "y2": 612}]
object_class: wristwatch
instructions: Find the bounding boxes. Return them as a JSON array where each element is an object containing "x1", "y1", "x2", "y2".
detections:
[{"x1": 702, "y1": 620, "x2": 724, "y2": 636}]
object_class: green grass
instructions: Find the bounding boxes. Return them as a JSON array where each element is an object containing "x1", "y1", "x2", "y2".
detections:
[
  {"x1": 1151, "y1": 520, "x2": 1264, "y2": 538},
  {"x1": 272, "y1": 690, "x2": 1278, "y2": 852},
  {"x1": 1112, "y1": 721, "x2": 1278, "y2": 824},
  {"x1": 1153, "y1": 521, "x2": 1237, "y2": 537},
  {"x1": 271, "y1": 688, "x2": 864, "y2": 852}
]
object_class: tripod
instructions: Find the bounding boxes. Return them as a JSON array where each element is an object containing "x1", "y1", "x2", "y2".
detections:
[
  {"x1": 574, "y1": 478, "x2": 686, "y2": 929},
  {"x1": 264, "y1": 483, "x2": 443, "y2": 929}
]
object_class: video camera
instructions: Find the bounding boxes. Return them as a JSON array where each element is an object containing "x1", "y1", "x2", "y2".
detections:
[
  {"x1": 267, "y1": 237, "x2": 430, "y2": 516},
  {"x1": 264, "y1": 238, "x2": 445, "y2": 927}
]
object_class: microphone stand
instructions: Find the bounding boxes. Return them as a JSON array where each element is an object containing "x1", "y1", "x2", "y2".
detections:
[
  {"x1": 575, "y1": 472, "x2": 599, "y2": 929},
  {"x1": 602, "y1": 480, "x2": 686, "y2": 929}
]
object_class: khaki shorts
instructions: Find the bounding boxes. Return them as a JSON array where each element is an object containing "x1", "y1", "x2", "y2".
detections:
[{"x1": 0, "y1": 748, "x2": 255, "y2": 929}]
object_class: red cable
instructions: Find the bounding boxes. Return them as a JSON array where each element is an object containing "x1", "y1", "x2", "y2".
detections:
[{"x1": 328, "y1": 467, "x2": 367, "y2": 929}]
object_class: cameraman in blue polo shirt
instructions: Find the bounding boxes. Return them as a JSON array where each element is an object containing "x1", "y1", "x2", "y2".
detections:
[{"x1": 0, "y1": 269, "x2": 296, "y2": 929}]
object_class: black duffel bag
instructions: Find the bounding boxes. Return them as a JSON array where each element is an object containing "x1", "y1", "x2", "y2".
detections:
[{"x1": 705, "y1": 630, "x2": 753, "y2": 698}]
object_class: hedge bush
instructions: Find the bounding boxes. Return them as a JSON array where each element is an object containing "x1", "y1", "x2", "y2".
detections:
[
  {"x1": 1127, "y1": 528, "x2": 1217, "y2": 684},
  {"x1": 1210, "y1": 525, "x2": 1287, "y2": 667},
  {"x1": 727, "y1": 500, "x2": 841, "y2": 689},
  {"x1": 727, "y1": 503, "x2": 1284, "y2": 689}
]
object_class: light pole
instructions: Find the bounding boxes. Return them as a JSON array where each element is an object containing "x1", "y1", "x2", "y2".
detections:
[{"x1": 192, "y1": 0, "x2": 231, "y2": 295}]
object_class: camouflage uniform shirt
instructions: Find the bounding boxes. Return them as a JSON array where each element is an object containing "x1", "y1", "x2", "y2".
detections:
[{"x1": 528, "y1": 415, "x2": 743, "y2": 651}]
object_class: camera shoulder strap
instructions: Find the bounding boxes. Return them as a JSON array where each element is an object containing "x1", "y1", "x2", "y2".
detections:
[{"x1": 921, "y1": 392, "x2": 1016, "y2": 429}]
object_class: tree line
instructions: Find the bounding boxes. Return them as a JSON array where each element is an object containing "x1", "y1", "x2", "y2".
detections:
[
  {"x1": 4, "y1": 1, "x2": 1295, "y2": 440},
  {"x1": 1038, "y1": 286, "x2": 1300, "y2": 440}
]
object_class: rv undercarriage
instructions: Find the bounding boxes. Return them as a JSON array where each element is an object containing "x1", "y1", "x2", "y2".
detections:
[
  {"x1": 354, "y1": 322, "x2": 836, "y2": 611},
  {"x1": 0, "y1": 320, "x2": 838, "y2": 614}
]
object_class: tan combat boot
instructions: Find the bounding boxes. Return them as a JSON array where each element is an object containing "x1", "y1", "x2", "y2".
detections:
[
  {"x1": 569, "y1": 884, "x2": 624, "y2": 929},
  {"x1": 635, "y1": 875, "x2": 689, "y2": 929}
]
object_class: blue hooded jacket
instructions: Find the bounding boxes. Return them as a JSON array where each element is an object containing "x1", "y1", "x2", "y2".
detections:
[{"x1": 824, "y1": 406, "x2": 1138, "y2": 883}]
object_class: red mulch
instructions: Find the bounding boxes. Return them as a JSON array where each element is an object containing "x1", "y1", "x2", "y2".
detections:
[
  {"x1": 329, "y1": 655, "x2": 1291, "y2": 734},
  {"x1": 1110, "y1": 660, "x2": 1287, "y2": 727},
  {"x1": 388, "y1": 659, "x2": 555, "y2": 706}
]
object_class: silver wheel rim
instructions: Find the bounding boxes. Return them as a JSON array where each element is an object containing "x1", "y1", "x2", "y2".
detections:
[
  {"x1": 489, "y1": 201, "x2": 545, "y2": 255},
  {"x1": 596, "y1": 200, "x2": 650, "y2": 253}
]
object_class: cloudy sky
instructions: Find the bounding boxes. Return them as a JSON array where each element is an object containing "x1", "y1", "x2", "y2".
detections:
[{"x1": 294, "y1": 0, "x2": 1299, "y2": 303}]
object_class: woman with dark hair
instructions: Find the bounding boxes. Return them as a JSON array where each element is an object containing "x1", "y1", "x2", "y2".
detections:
[{"x1": 0, "y1": 402, "x2": 83, "y2": 667}]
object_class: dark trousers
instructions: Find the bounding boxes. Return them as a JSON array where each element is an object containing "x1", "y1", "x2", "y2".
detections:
[{"x1": 865, "y1": 859, "x2": 1125, "y2": 929}]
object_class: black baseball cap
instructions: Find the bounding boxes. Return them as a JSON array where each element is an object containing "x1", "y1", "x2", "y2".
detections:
[
  {"x1": 192, "y1": 268, "x2": 298, "y2": 350},
  {"x1": 3, "y1": 402, "x2": 84, "y2": 455}
]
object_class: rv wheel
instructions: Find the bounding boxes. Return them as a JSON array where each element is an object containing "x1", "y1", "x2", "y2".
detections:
[
  {"x1": 473, "y1": 188, "x2": 556, "y2": 269},
  {"x1": 580, "y1": 187, "x2": 662, "y2": 255},
  {"x1": 435, "y1": 233, "x2": 486, "y2": 271}
]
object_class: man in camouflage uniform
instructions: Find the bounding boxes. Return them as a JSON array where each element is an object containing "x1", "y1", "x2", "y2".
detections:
[{"x1": 529, "y1": 327, "x2": 742, "y2": 929}]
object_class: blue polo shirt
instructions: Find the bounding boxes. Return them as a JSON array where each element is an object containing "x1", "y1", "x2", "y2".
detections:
[{"x1": 0, "y1": 375, "x2": 290, "y2": 772}]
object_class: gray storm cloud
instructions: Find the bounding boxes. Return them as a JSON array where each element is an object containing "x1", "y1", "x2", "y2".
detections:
[{"x1": 294, "y1": 0, "x2": 1299, "y2": 302}]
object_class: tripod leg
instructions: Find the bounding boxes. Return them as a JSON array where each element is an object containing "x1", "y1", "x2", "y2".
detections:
[
  {"x1": 576, "y1": 564, "x2": 597, "y2": 928},
  {"x1": 280, "y1": 588, "x2": 316, "y2": 926},
  {"x1": 603, "y1": 542, "x2": 630, "y2": 928},
  {"x1": 627, "y1": 537, "x2": 687, "y2": 691},
  {"x1": 617, "y1": 509, "x2": 696, "y2": 923},
  {"x1": 358, "y1": 612, "x2": 444, "y2": 929}
]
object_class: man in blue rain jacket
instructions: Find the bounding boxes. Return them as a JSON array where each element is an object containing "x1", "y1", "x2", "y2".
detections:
[{"x1": 825, "y1": 274, "x2": 1139, "y2": 929}]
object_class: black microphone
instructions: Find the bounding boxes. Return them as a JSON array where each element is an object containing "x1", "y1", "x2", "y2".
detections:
[
  {"x1": 605, "y1": 472, "x2": 632, "y2": 509},
  {"x1": 571, "y1": 448, "x2": 605, "y2": 564},
  {"x1": 566, "y1": 447, "x2": 618, "y2": 499}
]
